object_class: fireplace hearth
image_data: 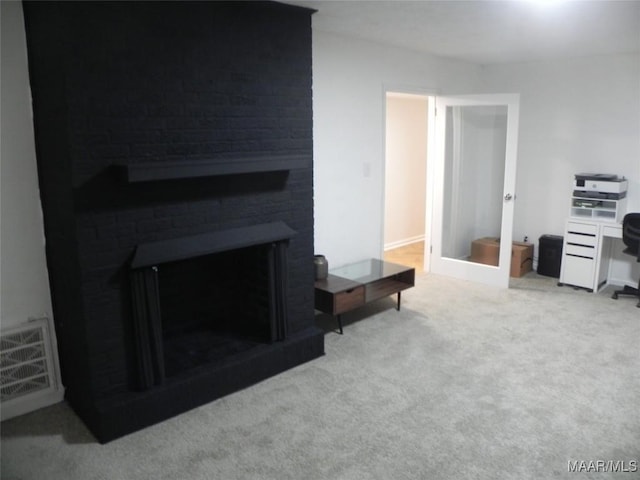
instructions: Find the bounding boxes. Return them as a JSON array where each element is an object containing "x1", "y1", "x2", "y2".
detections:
[{"x1": 22, "y1": 1, "x2": 324, "y2": 442}]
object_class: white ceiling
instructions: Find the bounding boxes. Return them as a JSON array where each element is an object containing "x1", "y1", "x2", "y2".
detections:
[{"x1": 283, "y1": 0, "x2": 640, "y2": 65}]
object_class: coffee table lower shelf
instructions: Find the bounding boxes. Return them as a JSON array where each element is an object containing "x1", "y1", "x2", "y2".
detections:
[{"x1": 314, "y1": 260, "x2": 415, "y2": 334}]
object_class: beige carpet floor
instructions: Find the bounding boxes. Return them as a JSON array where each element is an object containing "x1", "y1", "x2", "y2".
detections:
[{"x1": 2, "y1": 272, "x2": 639, "y2": 480}]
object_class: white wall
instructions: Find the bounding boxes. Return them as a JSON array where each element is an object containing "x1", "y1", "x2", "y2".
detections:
[
  {"x1": 313, "y1": 33, "x2": 640, "y2": 284},
  {"x1": 479, "y1": 54, "x2": 640, "y2": 243},
  {"x1": 1, "y1": 1, "x2": 55, "y2": 329},
  {"x1": 479, "y1": 53, "x2": 640, "y2": 282},
  {"x1": 1, "y1": 1, "x2": 65, "y2": 417},
  {"x1": 384, "y1": 94, "x2": 428, "y2": 249},
  {"x1": 312, "y1": 31, "x2": 481, "y2": 267}
]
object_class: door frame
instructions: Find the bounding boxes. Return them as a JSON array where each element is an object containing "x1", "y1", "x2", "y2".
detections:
[{"x1": 381, "y1": 84, "x2": 437, "y2": 273}]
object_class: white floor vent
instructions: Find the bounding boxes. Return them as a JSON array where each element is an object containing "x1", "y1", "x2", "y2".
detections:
[{"x1": 1, "y1": 318, "x2": 64, "y2": 420}]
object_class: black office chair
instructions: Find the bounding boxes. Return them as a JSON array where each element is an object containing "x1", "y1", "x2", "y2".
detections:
[{"x1": 611, "y1": 213, "x2": 640, "y2": 307}]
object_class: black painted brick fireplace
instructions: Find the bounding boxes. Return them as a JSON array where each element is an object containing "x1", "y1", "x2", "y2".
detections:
[{"x1": 22, "y1": 0, "x2": 324, "y2": 442}]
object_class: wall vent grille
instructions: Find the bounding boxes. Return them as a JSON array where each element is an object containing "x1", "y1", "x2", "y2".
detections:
[{"x1": 1, "y1": 319, "x2": 54, "y2": 403}]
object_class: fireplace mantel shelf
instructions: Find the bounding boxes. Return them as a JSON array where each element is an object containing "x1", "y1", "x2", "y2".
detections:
[{"x1": 119, "y1": 154, "x2": 310, "y2": 183}]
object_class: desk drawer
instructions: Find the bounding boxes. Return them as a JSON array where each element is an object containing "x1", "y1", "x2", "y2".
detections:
[
  {"x1": 566, "y1": 232, "x2": 597, "y2": 247},
  {"x1": 564, "y1": 243, "x2": 595, "y2": 258},
  {"x1": 602, "y1": 225, "x2": 622, "y2": 239},
  {"x1": 566, "y1": 222, "x2": 597, "y2": 236},
  {"x1": 335, "y1": 286, "x2": 365, "y2": 314},
  {"x1": 562, "y1": 255, "x2": 595, "y2": 290}
]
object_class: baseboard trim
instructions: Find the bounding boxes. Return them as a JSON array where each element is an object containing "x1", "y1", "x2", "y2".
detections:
[
  {"x1": 1, "y1": 387, "x2": 65, "y2": 421},
  {"x1": 384, "y1": 235, "x2": 425, "y2": 251},
  {"x1": 607, "y1": 276, "x2": 638, "y2": 290}
]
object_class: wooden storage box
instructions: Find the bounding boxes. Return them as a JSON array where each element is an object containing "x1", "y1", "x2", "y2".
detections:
[{"x1": 470, "y1": 237, "x2": 533, "y2": 278}]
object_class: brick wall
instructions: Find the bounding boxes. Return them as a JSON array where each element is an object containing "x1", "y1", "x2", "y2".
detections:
[{"x1": 23, "y1": 1, "x2": 322, "y2": 441}]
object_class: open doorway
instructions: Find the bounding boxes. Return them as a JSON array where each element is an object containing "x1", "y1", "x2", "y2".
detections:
[{"x1": 383, "y1": 92, "x2": 431, "y2": 274}]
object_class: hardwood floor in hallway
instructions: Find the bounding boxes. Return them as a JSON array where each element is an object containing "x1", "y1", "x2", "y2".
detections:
[{"x1": 384, "y1": 241, "x2": 424, "y2": 274}]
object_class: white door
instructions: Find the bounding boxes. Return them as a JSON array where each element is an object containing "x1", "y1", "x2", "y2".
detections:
[{"x1": 430, "y1": 94, "x2": 520, "y2": 288}]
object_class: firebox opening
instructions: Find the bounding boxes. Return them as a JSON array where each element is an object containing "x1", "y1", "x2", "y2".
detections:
[{"x1": 158, "y1": 244, "x2": 273, "y2": 378}]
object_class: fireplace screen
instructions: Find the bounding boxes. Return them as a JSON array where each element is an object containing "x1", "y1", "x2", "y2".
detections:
[{"x1": 130, "y1": 223, "x2": 292, "y2": 389}]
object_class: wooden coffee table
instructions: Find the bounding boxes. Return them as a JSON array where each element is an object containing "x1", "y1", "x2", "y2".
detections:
[{"x1": 314, "y1": 259, "x2": 415, "y2": 334}]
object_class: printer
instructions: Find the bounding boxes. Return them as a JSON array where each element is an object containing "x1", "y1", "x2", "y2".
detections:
[{"x1": 573, "y1": 173, "x2": 628, "y2": 199}]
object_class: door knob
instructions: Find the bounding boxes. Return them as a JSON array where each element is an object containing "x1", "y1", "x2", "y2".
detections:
[{"x1": 504, "y1": 193, "x2": 513, "y2": 201}]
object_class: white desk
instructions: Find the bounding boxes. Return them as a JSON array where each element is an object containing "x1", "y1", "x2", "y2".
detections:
[{"x1": 559, "y1": 218, "x2": 623, "y2": 293}]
